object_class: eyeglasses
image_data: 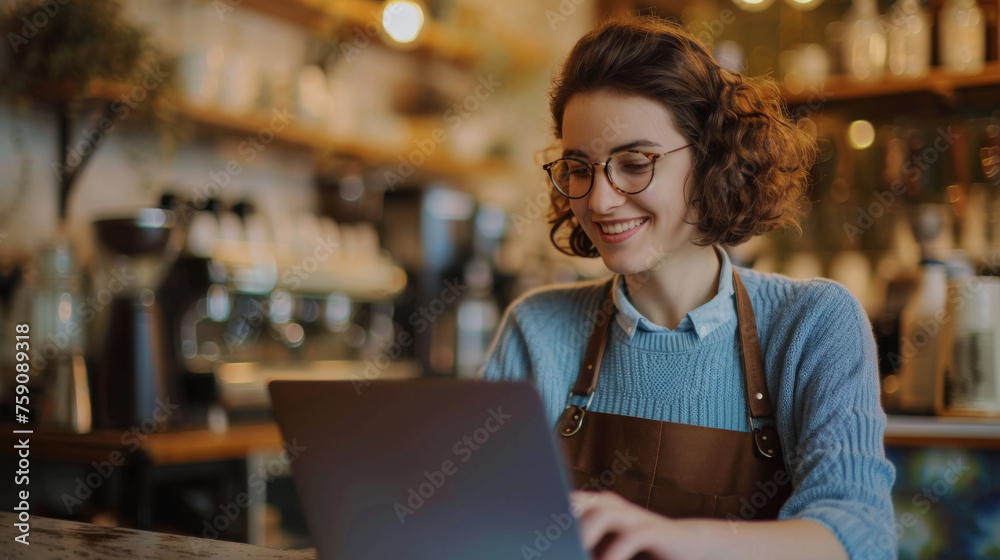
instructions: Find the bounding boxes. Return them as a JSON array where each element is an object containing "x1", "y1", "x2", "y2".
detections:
[{"x1": 543, "y1": 145, "x2": 691, "y2": 199}]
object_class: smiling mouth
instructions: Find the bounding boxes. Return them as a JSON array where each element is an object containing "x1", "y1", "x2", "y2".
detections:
[{"x1": 598, "y1": 218, "x2": 648, "y2": 235}]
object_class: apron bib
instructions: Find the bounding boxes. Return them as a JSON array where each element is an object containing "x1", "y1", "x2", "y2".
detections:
[{"x1": 556, "y1": 269, "x2": 792, "y2": 520}]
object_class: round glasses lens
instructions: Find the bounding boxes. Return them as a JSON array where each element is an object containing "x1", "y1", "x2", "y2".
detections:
[
  {"x1": 607, "y1": 152, "x2": 654, "y2": 193},
  {"x1": 550, "y1": 159, "x2": 592, "y2": 197}
]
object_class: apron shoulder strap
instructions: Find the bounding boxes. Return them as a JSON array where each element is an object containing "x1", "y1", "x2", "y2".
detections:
[
  {"x1": 557, "y1": 281, "x2": 615, "y2": 436},
  {"x1": 569, "y1": 284, "x2": 615, "y2": 397},
  {"x1": 732, "y1": 270, "x2": 774, "y2": 419},
  {"x1": 733, "y1": 269, "x2": 782, "y2": 458}
]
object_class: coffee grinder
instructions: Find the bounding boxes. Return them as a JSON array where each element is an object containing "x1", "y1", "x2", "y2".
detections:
[{"x1": 89, "y1": 208, "x2": 184, "y2": 429}]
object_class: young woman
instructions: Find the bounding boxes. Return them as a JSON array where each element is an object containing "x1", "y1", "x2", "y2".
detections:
[{"x1": 480, "y1": 16, "x2": 896, "y2": 560}]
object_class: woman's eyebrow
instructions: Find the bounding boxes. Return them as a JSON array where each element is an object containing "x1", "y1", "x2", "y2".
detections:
[{"x1": 562, "y1": 139, "x2": 663, "y2": 158}]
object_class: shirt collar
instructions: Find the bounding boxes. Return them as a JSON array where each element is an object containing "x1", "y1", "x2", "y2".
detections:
[{"x1": 612, "y1": 245, "x2": 735, "y2": 339}]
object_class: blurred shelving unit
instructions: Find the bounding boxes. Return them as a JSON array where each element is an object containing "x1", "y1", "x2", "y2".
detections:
[
  {"x1": 781, "y1": 63, "x2": 1000, "y2": 106},
  {"x1": 56, "y1": 80, "x2": 509, "y2": 183},
  {"x1": 25, "y1": 0, "x2": 548, "y2": 188}
]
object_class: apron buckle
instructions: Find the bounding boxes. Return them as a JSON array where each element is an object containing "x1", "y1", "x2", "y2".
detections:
[
  {"x1": 558, "y1": 391, "x2": 594, "y2": 437},
  {"x1": 749, "y1": 415, "x2": 780, "y2": 459}
]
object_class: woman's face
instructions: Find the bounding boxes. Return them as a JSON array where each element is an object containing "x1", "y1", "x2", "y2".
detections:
[{"x1": 562, "y1": 90, "x2": 698, "y2": 274}]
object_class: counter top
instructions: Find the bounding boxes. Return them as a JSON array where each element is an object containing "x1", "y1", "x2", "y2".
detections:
[
  {"x1": 2, "y1": 414, "x2": 998, "y2": 470},
  {"x1": 0, "y1": 512, "x2": 316, "y2": 559},
  {"x1": 0, "y1": 423, "x2": 285, "y2": 466},
  {"x1": 884, "y1": 414, "x2": 1000, "y2": 449}
]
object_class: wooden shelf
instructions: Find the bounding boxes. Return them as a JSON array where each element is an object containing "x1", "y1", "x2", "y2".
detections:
[
  {"x1": 0, "y1": 423, "x2": 285, "y2": 466},
  {"x1": 84, "y1": 81, "x2": 507, "y2": 180},
  {"x1": 233, "y1": 0, "x2": 547, "y2": 73},
  {"x1": 781, "y1": 62, "x2": 1000, "y2": 105}
]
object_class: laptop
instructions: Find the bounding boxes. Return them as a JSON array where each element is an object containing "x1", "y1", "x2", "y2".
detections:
[{"x1": 268, "y1": 378, "x2": 588, "y2": 560}]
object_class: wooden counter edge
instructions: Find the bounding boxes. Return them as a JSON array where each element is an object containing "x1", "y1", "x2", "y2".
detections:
[
  {"x1": 0, "y1": 511, "x2": 316, "y2": 559},
  {"x1": 0, "y1": 423, "x2": 286, "y2": 466}
]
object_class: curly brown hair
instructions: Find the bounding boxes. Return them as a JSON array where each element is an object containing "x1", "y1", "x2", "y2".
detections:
[{"x1": 547, "y1": 16, "x2": 817, "y2": 257}]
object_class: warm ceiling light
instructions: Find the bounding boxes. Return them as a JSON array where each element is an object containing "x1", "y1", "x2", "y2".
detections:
[
  {"x1": 732, "y1": 0, "x2": 776, "y2": 13},
  {"x1": 784, "y1": 0, "x2": 825, "y2": 11},
  {"x1": 382, "y1": 0, "x2": 425, "y2": 45}
]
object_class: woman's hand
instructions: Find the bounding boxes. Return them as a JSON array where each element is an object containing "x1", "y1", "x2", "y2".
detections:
[
  {"x1": 570, "y1": 490, "x2": 848, "y2": 560},
  {"x1": 570, "y1": 490, "x2": 704, "y2": 560}
]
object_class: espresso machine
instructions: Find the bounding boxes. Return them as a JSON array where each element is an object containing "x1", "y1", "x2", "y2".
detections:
[{"x1": 151, "y1": 194, "x2": 413, "y2": 421}]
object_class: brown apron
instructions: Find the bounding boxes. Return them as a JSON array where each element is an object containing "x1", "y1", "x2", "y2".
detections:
[{"x1": 556, "y1": 269, "x2": 792, "y2": 521}]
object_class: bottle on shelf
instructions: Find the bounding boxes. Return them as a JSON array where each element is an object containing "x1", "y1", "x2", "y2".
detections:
[
  {"x1": 897, "y1": 259, "x2": 948, "y2": 413},
  {"x1": 939, "y1": 0, "x2": 985, "y2": 75},
  {"x1": 841, "y1": 0, "x2": 887, "y2": 82},
  {"x1": 886, "y1": 0, "x2": 930, "y2": 78},
  {"x1": 897, "y1": 205, "x2": 950, "y2": 414},
  {"x1": 947, "y1": 276, "x2": 1000, "y2": 415}
]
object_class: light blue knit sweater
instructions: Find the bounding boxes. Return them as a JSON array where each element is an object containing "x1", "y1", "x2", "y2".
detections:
[{"x1": 479, "y1": 252, "x2": 897, "y2": 560}]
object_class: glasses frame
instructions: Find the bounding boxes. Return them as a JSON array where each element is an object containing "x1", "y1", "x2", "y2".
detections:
[{"x1": 543, "y1": 144, "x2": 691, "y2": 199}]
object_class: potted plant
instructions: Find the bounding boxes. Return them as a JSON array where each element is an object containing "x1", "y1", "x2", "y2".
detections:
[{"x1": 1, "y1": 0, "x2": 176, "y2": 224}]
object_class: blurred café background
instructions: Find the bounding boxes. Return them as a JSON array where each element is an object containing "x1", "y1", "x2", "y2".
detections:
[{"x1": 0, "y1": 0, "x2": 998, "y2": 557}]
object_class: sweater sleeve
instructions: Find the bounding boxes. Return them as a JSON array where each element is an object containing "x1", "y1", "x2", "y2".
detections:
[
  {"x1": 477, "y1": 300, "x2": 532, "y2": 383},
  {"x1": 778, "y1": 282, "x2": 897, "y2": 560}
]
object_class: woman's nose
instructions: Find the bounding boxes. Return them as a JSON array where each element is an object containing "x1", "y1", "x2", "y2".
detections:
[{"x1": 587, "y1": 164, "x2": 627, "y2": 213}]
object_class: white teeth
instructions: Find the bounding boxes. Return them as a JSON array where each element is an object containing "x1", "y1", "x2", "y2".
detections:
[{"x1": 599, "y1": 218, "x2": 646, "y2": 235}]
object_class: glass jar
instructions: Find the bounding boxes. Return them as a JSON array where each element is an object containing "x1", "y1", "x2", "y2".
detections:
[
  {"x1": 886, "y1": 0, "x2": 930, "y2": 78},
  {"x1": 841, "y1": 0, "x2": 887, "y2": 82},
  {"x1": 939, "y1": 0, "x2": 985, "y2": 74}
]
